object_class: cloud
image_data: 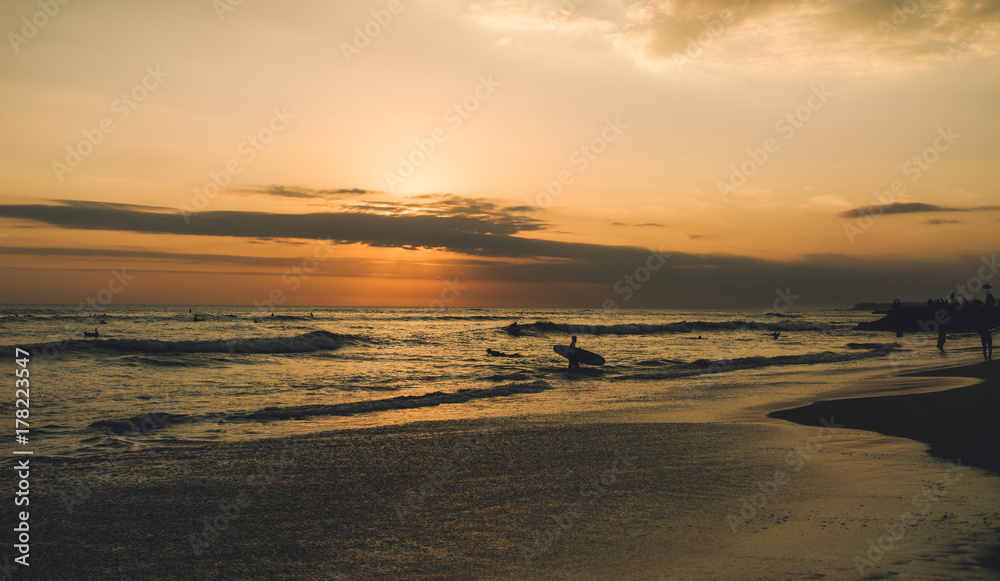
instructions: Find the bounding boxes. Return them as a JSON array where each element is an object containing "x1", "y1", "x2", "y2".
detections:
[
  {"x1": 637, "y1": 0, "x2": 1000, "y2": 72},
  {"x1": 839, "y1": 202, "x2": 956, "y2": 217},
  {"x1": 610, "y1": 221, "x2": 665, "y2": 227},
  {"x1": 2, "y1": 246, "x2": 300, "y2": 267},
  {"x1": 0, "y1": 199, "x2": 552, "y2": 257},
  {"x1": 342, "y1": 194, "x2": 547, "y2": 233},
  {"x1": 471, "y1": 0, "x2": 1000, "y2": 74},
  {"x1": 839, "y1": 202, "x2": 1000, "y2": 218},
  {"x1": 3, "y1": 200, "x2": 995, "y2": 307},
  {"x1": 49, "y1": 199, "x2": 176, "y2": 213},
  {"x1": 238, "y1": 186, "x2": 379, "y2": 199}
]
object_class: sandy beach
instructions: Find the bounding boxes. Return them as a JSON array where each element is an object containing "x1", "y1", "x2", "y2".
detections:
[{"x1": 9, "y1": 360, "x2": 1000, "y2": 580}]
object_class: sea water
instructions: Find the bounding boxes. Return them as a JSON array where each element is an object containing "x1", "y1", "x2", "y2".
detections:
[{"x1": 0, "y1": 305, "x2": 980, "y2": 459}]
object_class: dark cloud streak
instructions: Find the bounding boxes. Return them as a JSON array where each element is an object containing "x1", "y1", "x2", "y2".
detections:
[
  {"x1": 2, "y1": 201, "x2": 994, "y2": 307},
  {"x1": 839, "y1": 202, "x2": 1000, "y2": 218},
  {"x1": 240, "y1": 186, "x2": 378, "y2": 199}
]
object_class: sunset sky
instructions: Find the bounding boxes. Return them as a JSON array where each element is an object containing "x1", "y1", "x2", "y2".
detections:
[{"x1": 1, "y1": 0, "x2": 998, "y2": 308}]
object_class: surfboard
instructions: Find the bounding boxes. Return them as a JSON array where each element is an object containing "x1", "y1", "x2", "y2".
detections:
[{"x1": 554, "y1": 344, "x2": 605, "y2": 366}]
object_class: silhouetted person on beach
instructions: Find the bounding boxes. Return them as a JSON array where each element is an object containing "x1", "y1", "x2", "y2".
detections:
[
  {"x1": 976, "y1": 321, "x2": 993, "y2": 362},
  {"x1": 568, "y1": 335, "x2": 581, "y2": 369},
  {"x1": 937, "y1": 325, "x2": 947, "y2": 353}
]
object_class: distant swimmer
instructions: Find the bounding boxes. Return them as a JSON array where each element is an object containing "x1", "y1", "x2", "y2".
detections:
[
  {"x1": 976, "y1": 321, "x2": 993, "y2": 362},
  {"x1": 487, "y1": 348, "x2": 522, "y2": 358},
  {"x1": 83, "y1": 328, "x2": 99, "y2": 338},
  {"x1": 193, "y1": 314, "x2": 202, "y2": 322},
  {"x1": 99, "y1": 320, "x2": 108, "y2": 325}
]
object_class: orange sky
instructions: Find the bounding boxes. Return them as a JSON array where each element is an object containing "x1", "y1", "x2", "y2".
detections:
[{"x1": 1, "y1": 0, "x2": 998, "y2": 307}]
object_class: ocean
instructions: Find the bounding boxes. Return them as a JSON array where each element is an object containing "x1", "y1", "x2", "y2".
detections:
[{"x1": 0, "y1": 305, "x2": 981, "y2": 460}]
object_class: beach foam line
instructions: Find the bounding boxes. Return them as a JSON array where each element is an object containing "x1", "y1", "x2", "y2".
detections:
[
  {"x1": 232, "y1": 380, "x2": 552, "y2": 421},
  {"x1": 613, "y1": 345, "x2": 900, "y2": 381},
  {"x1": 88, "y1": 411, "x2": 191, "y2": 435},
  {"x1": 845, "y1": 342, "x2": 902, "y2": 350}
]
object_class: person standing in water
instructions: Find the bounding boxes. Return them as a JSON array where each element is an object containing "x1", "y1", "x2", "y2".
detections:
[
  {"x1": 976, "y1": 321, "x2": 993, "y2": 362},
  {"x1": 568, "y1": 335, "x2": 581, "y2": 369}
]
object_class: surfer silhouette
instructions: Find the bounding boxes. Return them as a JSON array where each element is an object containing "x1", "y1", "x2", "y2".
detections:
[
  {"x1": 770, "y1": 332, "x2": 781, "y2": 340},
  {"x1": 568, "y1": 335, "x2": 580, "y2": 369},
  {"x1": 553, "y1": 335, "x2": 604, "y2": 368},
  {"x1": 506, "y1": 322, "x2": 520, "y2": 336}
]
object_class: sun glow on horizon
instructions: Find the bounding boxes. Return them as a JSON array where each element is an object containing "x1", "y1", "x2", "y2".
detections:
[{"x1": 1, "y1": 0, "x2": 998, "y2": 307}]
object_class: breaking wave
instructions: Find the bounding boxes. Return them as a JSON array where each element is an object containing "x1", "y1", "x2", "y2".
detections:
[
  {"x1": 7, "y1": 330, "x2": 356, "y2": 356},
  {"x1": 523, "y1": 320, "x2": 831, "y2": 335}
]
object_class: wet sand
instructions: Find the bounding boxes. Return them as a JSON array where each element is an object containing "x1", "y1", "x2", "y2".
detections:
[
  {"x1": 766, "y1": 360, "x2": 1000, "y2": 578},
  {"x1": 770, "y1": 361, "x2": 1000, "y2": 477},
  {"x1": 9, "y1": 361, "x2": 1000, "y2": 579}
]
